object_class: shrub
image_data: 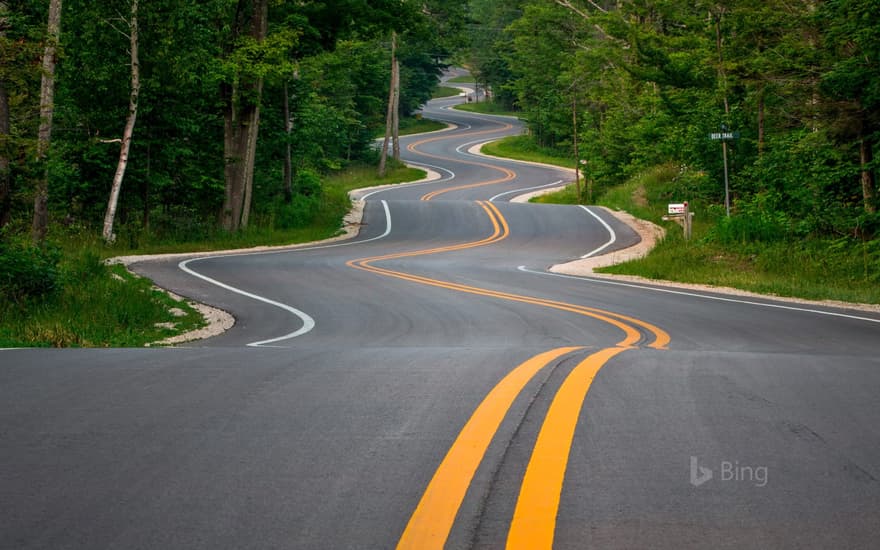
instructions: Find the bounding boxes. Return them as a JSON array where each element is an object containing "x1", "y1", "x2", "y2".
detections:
[{"x1": 0, "y1": 241, "x2": 63, "y2": 303}]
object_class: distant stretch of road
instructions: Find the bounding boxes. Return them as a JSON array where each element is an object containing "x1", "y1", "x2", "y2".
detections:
[{"x1": 2, "y1": 77, "x2": 879, "y2": 549}]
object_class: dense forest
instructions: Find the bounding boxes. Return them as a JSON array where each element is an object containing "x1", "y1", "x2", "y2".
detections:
[
  {"x1": 0, "y1": 0, "x2": 465, "y2": 244},
  {"x1": 465, "y1": 0, "x2": 878, "y2": 241}
]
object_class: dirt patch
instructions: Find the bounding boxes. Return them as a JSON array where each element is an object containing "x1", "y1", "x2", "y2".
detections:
[{"x1": 631, "y1": 184, "x2": 648, "y2": 208}]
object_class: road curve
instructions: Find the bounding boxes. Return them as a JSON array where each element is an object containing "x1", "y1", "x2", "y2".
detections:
[{"x1": 2, "y1": 80, "x2": 880, "y2": 549}]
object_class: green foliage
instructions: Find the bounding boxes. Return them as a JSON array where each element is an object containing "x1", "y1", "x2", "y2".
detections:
[
  {"x1": 480, "y1": 135, "x2": 571, "y2": 167},
  {"x1": 0, "y1": 258, "x2": 205, "y2": 348},
  {"x1": 433, "y1": 86, "x2": 462, "y2": 99},
  {"x1": 0, "y1": 240, "x2": 62, "y2": 303},
  {"x1": 453, "y1": 101, "x2": 520, "y2": 117},
  {"x1": 464, "y1": 0, "x2": 879, "y2": 244}
]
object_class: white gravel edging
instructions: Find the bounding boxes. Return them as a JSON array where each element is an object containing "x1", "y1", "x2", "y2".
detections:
[{"x1": 550, "y1": 208, "x2": 665, "y2": 274}]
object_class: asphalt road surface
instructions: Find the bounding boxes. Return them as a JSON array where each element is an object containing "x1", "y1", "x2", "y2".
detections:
[{"x1": 2, "y1": 79, "x2": 880, "y2": 550}]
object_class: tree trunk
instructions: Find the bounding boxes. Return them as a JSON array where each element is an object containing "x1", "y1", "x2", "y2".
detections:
[
  {"x1": 0, "y1": 2, "x2": 11, "y2": 229},
  {"x1": 714, "y1": 11, "x2": 730, "y2": 117},
  {"x1": 102, "y1": 0, "x2": 139, "y2": 243},
  {"x1": 282, "y1": 80, "x2": 292, "y2": 203},
  {"x1": 0, "y1": 73, "x2": 10, "y2": 229},
  {"x1": 142, "y1": 142, "x2": 150, "y2": 229},
  {"x1": 861, "y1": 133, "x2": 877, "y2": 214},
  {"x1": 378, "y1": 31, "x2": 397, "y2": 177},
  {"x1": 757, "y1": 84, "x2": 765, "y2": 156},
  {"x1": 392, "y1": 56, "x2": 400, "y2": 162},
  {"x1": 572, "y1": 94, "x2": 581, "y2": 204},
  {"x1": 221, "y1": 0, "x2": 267, "y2": 232},
  {"x1": 32, "y1": 0, "x2": 62, "y2": 244}
]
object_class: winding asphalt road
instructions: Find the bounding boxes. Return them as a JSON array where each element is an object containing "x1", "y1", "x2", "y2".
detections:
[{"x1": 3, "y1": 81, "x2": 880, "y2": 549}]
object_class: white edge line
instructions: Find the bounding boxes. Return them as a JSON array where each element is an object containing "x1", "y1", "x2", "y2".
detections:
[
  {"x1": 179, "y1": 200, "x2": 393, "y2": 347},
  {"x1": 578, "y1": 205, "x2": 617, "y2": 259},
  {"x1": 489, "y1": 180, "x2": 564, "y2": 202},
  {"x1": 516, "y1": 266, "x2": 880, "y2": 324}
]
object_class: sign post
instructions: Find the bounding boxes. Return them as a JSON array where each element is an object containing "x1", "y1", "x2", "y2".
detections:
[
  {"x1": 709, "y1": 127, "x2": 739, "y2": 217},
  {"x1": 666, "y1": 202, "x2": 693, "y2": 240}
]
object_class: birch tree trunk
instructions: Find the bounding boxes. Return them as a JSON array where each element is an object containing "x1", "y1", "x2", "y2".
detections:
[
  {"x1": 32, "y1": 0, "x2": 62, "y2": 244},
  {"x1": 378, "y1": 32, "x2": 396, "y2": 177},
  {"x1": 102, "y1": 0, "x2": 139, "y2": 243},
  {"x1": 391, "y1": 56, "x2": 400, "y2": 162}
]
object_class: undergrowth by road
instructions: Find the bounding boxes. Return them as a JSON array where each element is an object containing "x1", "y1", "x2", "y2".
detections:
[
  {"x1": 432, "y1": 86, "x2": 462, "y2": 99},
  {"x1": 0, "y1": 161, "x2": 426, "y2": 347},
  {"x1": 483, "y1": 136, "x2": 880, "y2": 305},
  {"x1": 453, "y1": 101, "x2": 520, "y2": 118}
]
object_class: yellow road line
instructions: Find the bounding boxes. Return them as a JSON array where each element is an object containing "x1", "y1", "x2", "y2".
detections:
[
  {"x1": 356, "y1": 201, "x2": 505, "y2": 263},
  {"x1": 404, "y1": 122, "x2": 519, "y2": 201},
  {"x1": 348, "y1": 202, "x2": 666, "y2": 349},
  {"x1": 395, "y1": 347, "x2": 583, "y2": 550},
  {"x1": 421, "y1": 167, "x2": 516, "y2": 201},
  {"x1": 506, "y1": 346, "x2": 630, "y2": 550},
  {"x1": 355, "y1": 262, "x2": 643, "y2": 348},
  {"x1": 346, "y1": 198, "x2": 669, "y2": 547}
]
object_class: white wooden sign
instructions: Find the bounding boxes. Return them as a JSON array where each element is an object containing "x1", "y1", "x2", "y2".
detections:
[{"x1": 668, "y1": 203, "x2": 687, "y2": 215}]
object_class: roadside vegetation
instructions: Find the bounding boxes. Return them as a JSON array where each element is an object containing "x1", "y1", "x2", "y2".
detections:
[
  {"x1": 491, "y1": 145, "x2": 880, "y2": 304},
  {"x1": 432, "y1": 86, "x2": 463, "y2": 99},
  {"x1": 453, "y1": 101, "x2": 520, "y2": 118},
  {"x1": 480, "y1": 135, "x2": 570, "y2": 168},
  {"x1": 462, "y1": 1, "x2": 879, "y2": 305},
  {"x1": 375, "y1": 116, "x2": 447, "y2": 139},
  {"x1": 0, "y1": 2, "x2": 464, "y2": 347},
  {"x1": 0, "y1": 160, "x2": 423, "y2": 347}
]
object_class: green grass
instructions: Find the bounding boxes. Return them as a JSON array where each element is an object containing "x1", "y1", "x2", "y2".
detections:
[
  {"x1": 481, "y1": 135, "x2": 574, "y2": 169},
  {"x1": 373, "y1": 116, "x2": 447, "y2": 138},
  {"x1": 446, "y1": 75, "x2": 475, "y2": 83},
  {"x1": 0, "y1": 256, "x2": 205, "y2": 348},
  {"x1": 433, "y1": 86, "x2": 463, "y2": 99},
  {"x1": 1, "y1": 161, "x2": 426, "y2": 347},
  {"x1": 600, "y1": 168, "x2": 880, "y2": 304},
  {"x1": 479, "y1": 137, "x2": 880, "y2": 304},
  {"x1": 453, "y1": 101, "x2": 521, "y2": 118},
  {"x1": 599, "y1": 232, "x2": 880, "y2": 304},
  {"x1": 398, "y1": 117, "x2": 447, "y2": 136}
]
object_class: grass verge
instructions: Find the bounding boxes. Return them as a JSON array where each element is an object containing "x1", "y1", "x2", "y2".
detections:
[
  {"x1": 374, "y1": 116, "x2": 447, "y2": 138},
  {"x1": 0, "y1": 253, "x2": 205, "y2": 348},
  {"x1": 1, "y1": 161, "x2": 426, "y2": 347},
  {"x1": 453, "y1": 101, "x2": 521, "y2": 118},
  {"x1": 481, "y1": 135, "x2": 574, "y2": 169},
  {"x1": 433, "y1": 86, "x2": 463, "y2": 99},
  {"x1": 480, "y1": 138, "x2": 880, "y2": 304}
]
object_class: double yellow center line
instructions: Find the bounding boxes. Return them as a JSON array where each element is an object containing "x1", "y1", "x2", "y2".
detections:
[
  {"x1": 348, "y1": 202, "x2": 669, "y2": 351},
  {"x1": 406, "y1": 122, "x2": 518, "y2": 201},
  {"x1": 346, "y1": 201, "x2": 669, "y2": 548}
]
